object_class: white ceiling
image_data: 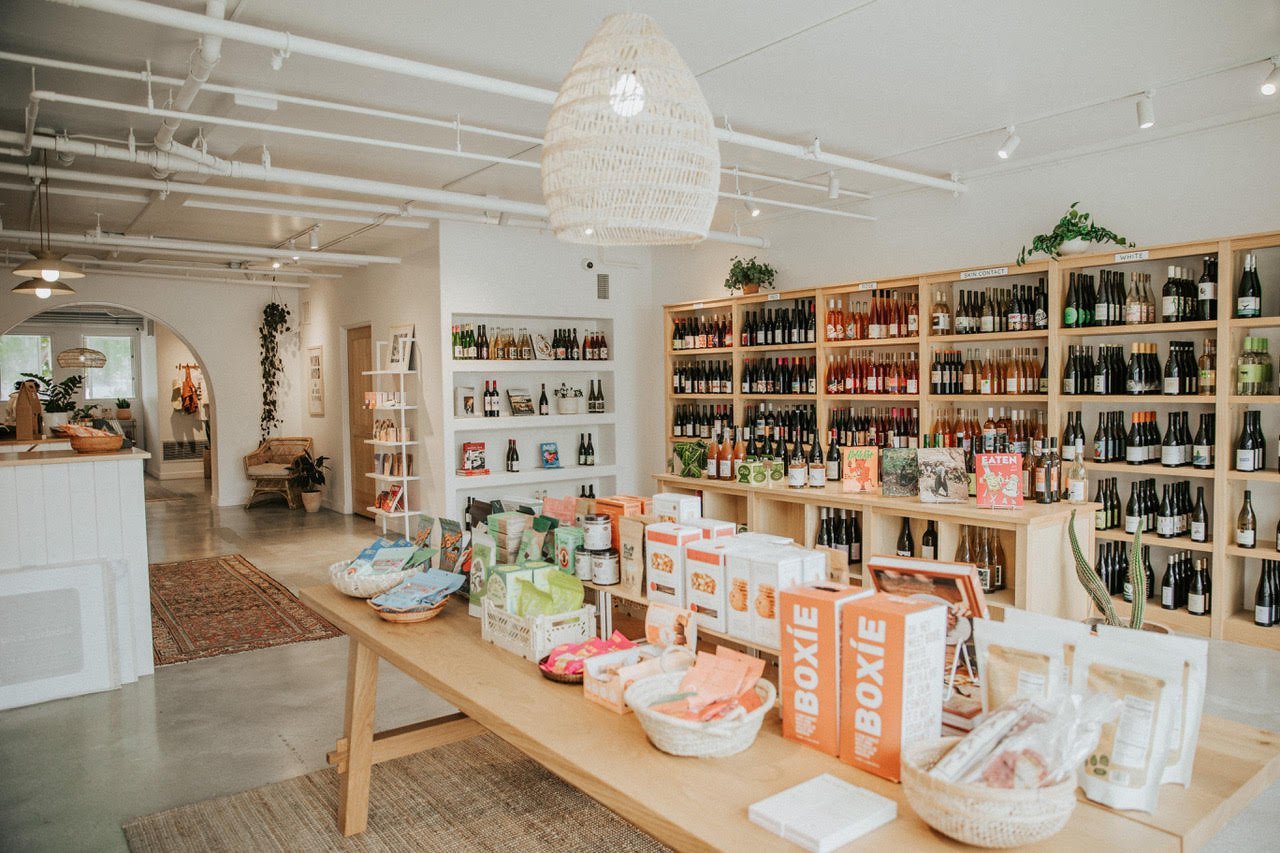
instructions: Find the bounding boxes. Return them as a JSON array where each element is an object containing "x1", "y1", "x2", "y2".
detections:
[{"x1": 0, "y1": 0, "x2": 1276, "y2": 268}]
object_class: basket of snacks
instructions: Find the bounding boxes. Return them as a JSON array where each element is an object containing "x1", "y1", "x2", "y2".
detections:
[
  {"x1": 624, "y1": 669, "x2": 775, "y2": 759},
  {"x1": 63, "y1": 424, "x2": 124, "y2": 453},
  {"x1": 328, "y1": 560, "x2": 416, "y2": 599},
  {"x1": 367, "y1": 597, "x2": 448, "y2": 623},
  {"x1": 365, "y1": 568, "x2": 465, "y2": 624}
]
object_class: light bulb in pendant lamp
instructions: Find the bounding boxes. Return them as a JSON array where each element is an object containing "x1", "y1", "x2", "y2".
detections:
[
  {"x1": 12, "y1": 277, "x2": 74, "y2": 298},
  {"x1": 1262, "y1": 60, "x2": 1279, "y2": 97},
  {"x1": 1136, "y1": 92, "x2": 1155, "y2": 129},
  {"x1": 12, "y1": 250, "x2": 85, "y2": 282},
  {"x1": 542, "y1": 12, "x2": 720, "y2": 246}
]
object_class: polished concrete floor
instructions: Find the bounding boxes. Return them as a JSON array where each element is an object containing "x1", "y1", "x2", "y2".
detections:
[{"x1": 1, "y1": 477, "x2": 1279, "y2": 851}]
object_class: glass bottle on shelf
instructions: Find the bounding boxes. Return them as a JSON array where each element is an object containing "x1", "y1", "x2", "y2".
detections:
[
  {"x1": 931, "y1": 287, "x2": 952, "y2": 335},
  {"x1": 896, "y1": 517, "x2": 915, "y2": 557},
  {"x1": 1236, "y1": 337, "x2": 1274, "y2": 396},
  {"x1": 921, "y1": 520, "x2": 938, "y2": 559},
  {"x1": 1235, "y1": 253, "x2": 1262, "y2": 318},
  {"x1": 1236, "y1": 490, "x2": 1257, "y2": 548},
  {"x1": 538, "y1": 383, "x2": 549, "y2": 416}
]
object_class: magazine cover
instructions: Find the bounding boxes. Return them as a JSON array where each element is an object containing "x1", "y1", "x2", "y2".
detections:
[
  {"x1": 976, "y1": 453, "x2": 1024, "y2": 508},
  {"x1": 880, "y1": 448, "x2": 920, "y2": 497},
  {"x1": 841, "y1": 446, "x2": 878, "y2": 493},
  {"x1": 917, "y1": 447, "x2": 967, "y2": 503},
  {"x1": 866, "y1": 555, "x2": 989, "y2": 732},
  {"x1": 459, "y1": 441, "x2": 487, "y2": 474}
]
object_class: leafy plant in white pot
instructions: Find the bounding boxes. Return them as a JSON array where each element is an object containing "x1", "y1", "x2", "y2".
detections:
[
  {"x1": 289, "y1": 450, "x2": 331, "y2": 513},
  {"x1": 1017, "y1": 203, "x2": 1134, "y2": 264}
]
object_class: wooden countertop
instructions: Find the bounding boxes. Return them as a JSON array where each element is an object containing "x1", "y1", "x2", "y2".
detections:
[
  {"x1": 301, "y1": 583, "x2": 1280, "y2": 852},
  {"x1": 0, "y1": 437, "x2": 69, "y2": 446},
  {"x1": 0, "y1": 447, "x2": 150, "y2": 467}
]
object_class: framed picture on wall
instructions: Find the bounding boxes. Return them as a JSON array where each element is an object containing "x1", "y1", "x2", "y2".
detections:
[
  {"x1": 388, "y1": 323, "x2": 416, "y2": 371},
  {"x1": 306, "y1": 345, "x2": 324, "y2": 417}
]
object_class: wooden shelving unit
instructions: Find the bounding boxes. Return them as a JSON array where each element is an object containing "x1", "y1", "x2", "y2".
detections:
[
  {"x1": 363, "y1": 342, "x2": 421, "y2": 538},
  {"x1": 663, "y1": 229, "x2": 1280, "y2": 651}
]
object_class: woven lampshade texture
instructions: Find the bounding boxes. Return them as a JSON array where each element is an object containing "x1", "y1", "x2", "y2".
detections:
[
  {"x1": 57, "y1": 347, "x2": 107, "y2": 368},
  {"x1": 542, "y1": 13, "x2": 720, "y2": 246}
]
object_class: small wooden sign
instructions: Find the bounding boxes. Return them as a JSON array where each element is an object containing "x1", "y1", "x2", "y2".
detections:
[
  {"x1": 1114, "y1": 250, "x2": 1150, "y2": 262},
  {"x1": 766, "y1": 292, "x2": 781, "y2": 301},
  {"x1": 959, "y1": 266, "x2": 1009, "y2": 280},
  {"x1": 855, "y1": 281, "x2": 878, "y2": 291}
]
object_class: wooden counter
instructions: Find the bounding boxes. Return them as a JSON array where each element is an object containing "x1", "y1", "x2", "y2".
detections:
[
  {"x1": 0, "y1": 447, "x2": 149, "y2": 467},
  {"x1": 301, "y1": 584, "x2": 1280, "y2": 851},
  {"x1": 654, "y1": 473, "x2": 1095, "y2": 620}
]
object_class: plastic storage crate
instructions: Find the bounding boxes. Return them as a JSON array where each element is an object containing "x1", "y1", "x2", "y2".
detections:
[{"x1": 481, "y1": 600, "x2": 597, "y2": 662}]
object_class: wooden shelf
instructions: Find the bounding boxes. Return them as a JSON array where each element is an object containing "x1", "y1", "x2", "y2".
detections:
[
  {"x1": 667, "y1": 346, "x2": 734, "y2": 355},
  {"x1": 448, "y1": 464, "x2": 617, "y2": 490},
  {"x1": 450, "y1": 360, "x2": 613, "y2": 373},
  {"x1": 1224, "y1": 540, "x2": 1280, "y2": 559},
  {"x1": 361, "y1": 369, "x2": 417, "y2": 376},
  {"x1": 1228, "y1": 395, "x2": 1280, "y2": 405},
  {"x1": 667, "y1": 393, "x2": 734, "y2": 400},
  {"x1": 931, "y1": 394, "x2": 1047, "y2": 403},
  {"x1": 1095, "y1": 528, "x2": 1214, "y2": 553},
  {"x1": 823, "y1": 336, "x2": 920, "y2": 349},
  {"x1": 1060, "y1": 320, "x2": 1217, "y2": 337},
  {"x1": 738, "y1": 342, "x2": 818, "y2": 352},
  {"x1": 1226, "y1": 470, "x2": 1280, "y2": 484},
  {"x1": 451, "y1": 413, "x2": 613, "y2": 431},
  {"x1": 369, "y1": 405, "x2": 417, "y2": 411},
  {"x1": 1059, "y1": 395, "x2": 1215, "y2": 405},
  {"x1": 1083, "y1": 460, "x2": 1216, "y2": 479},
  {"x1": 365, "y1": 506, "x2": 424, "y2": 519},
  {"x1": 1229, "y1": 316, "x2": 1280, "y2": 329},
  {"x1": 366, "y1": 472, "x2": 419, "y2": 482},
  {"x1": 1108, "y1": 595, "x2": 1212, "y2": 637},
  {"x1": 824, "y1": 393, "x2": 918, "y2": 402},
  {"x1": 582, "y1": 580, "x2": 780, "y2": 656},
  {"x1": 741, "y1": 393, "x2": 817, "y2": 401},
  {"x1": 1223, "y1": 612, "x2": 1280, "y2": 651},
  {"x1": 364, "y1": 439, "x2": 417, "y2": 447},
  {"x1": 928, "y1": 329, "x2": 1048, "y2": 343}
]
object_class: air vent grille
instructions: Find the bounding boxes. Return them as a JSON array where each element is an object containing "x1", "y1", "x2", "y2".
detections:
[{"x1": 597, "y1": 273, "x2": 609, "y2": 300}]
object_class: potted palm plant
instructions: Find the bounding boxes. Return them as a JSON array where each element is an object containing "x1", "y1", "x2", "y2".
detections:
[
  {"x1": 115, "y1": 398, "x2": 132, "y2": 420},
  {"x1": 19, "y1": 373, "x2": 84, "y2": 433},
  {"x1": 724, "y1": 256, "x2": 777, "y2": 295},
  {"x1": 290, "y1": 450, "x2": 331, "y2": 513}
]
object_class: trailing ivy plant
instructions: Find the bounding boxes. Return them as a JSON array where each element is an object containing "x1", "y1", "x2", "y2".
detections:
[
  {"x1": 258, "y1": 301, "x2": 292, "y2": 440},
  {"x1": 1017, "y1": 202, "x2": 1134, "y2": 265}
]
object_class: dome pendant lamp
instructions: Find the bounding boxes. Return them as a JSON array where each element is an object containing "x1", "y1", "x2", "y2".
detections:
[
  {"x1": 542, "y1": 13, "x2": 720, "y2": 246},
  {"x1": 11, "y1": 153, "x2": 84, "y2": 286}
]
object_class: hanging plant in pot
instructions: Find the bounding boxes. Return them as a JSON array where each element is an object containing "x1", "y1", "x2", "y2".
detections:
[
  {"x1": 258, "y1": 301, "x2": 292, "y2": 440},
  {"x1": 724, "y1": 256, "x2": 777, "y2": 295},
  {"x1": 289, "y1": 450, "x2": 330, "y2": 513},
  {"x1": 1017, "y1": 203, "x2": 1134, "y2": 264}
]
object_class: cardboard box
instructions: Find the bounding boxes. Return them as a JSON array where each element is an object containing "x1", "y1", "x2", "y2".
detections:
[
  {"x1": 725, "y1": 545, "x2": 755, "y2": 642},
  {"x1": 582, "y1": 646, "x2": 650, "y2": 713},
  {"x1": 684, "y1": 539, "x2": 732, "y2": 632},
  {"x1": 690, "y1": 517, "x2": 736, "y2": 539},
  {"x1": 645, "y1": 522, "x2": 702, "y2": 607},
  {"x1": 735, "y1": 531, "x2": 794, "y2": 546},
  {"x1": 751, "y1": 548, "x2": 809, "y2": 649},
  {"x1": 779, "y1": 583, "x2": 871, "y2": 755},
  {"x1": 596, "y1": 495, "x2": 649, "y2": 550},
  {"x1": 540, "y1": 495, "x2": 578, "y2": 526},
  {"x1": 553, "y1": 526, "x2": 585, "y2": 575},
  {"x1": 838, "y1": 593, "x2": 946, "y2": 781},
  {"x1": 487, "y1": 511, "x2": 529, "y2": 536},
  {"x1": 619, "y1": 514, "x2": 658, "y2": 598},
  {"x1": 653, "y1": 492, "x2": 703, "y2": 524},
  {"x1": 484, "y1": 564, "x2": 532, "y2": 612}
]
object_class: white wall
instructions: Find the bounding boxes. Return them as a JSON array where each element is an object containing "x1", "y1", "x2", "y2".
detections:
[
  {"x1": 150, "y1": 325, "x2": 207, "y2": 479},
  {"x1": 1, "y1": 275, "x2": 302, "y2": 506}
]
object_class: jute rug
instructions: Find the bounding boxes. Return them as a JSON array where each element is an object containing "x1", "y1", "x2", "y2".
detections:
[
  {"x1": 150, "y1": 554, "x2": 342, "y2": 666},
  {"x1": 123, "y1": 732, "x2": 669, "y2": 852}
]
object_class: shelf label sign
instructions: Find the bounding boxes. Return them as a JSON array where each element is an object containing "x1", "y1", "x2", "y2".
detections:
[
  {"x1": 1114, "y1": 250, "x2": 1149, "y2": 262},
  {"x1": 959, "y1": 266, "x2": 1008, "y2": 280},
  {"x1": 767, "y1": 292, "x2": 781, "y2": 301},
  {"x1": 855, "y1": 281, "x2": 878, "y2": 291},
  {"x1": 693, "y1": 302, "x2": 705, "y2": 309}
]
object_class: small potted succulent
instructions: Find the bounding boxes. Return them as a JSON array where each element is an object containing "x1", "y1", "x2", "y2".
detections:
[
  {"x1": 724, "y1": 256, "x2": 777, "y2": 295},
  {"x1": 19, "y1": 373, "x2": 84, "y2": 433},
  {"x1": 115, "y1": 398, "x2": 132, "y2": 420},
  {"x1": 290, "y1": 450, "x2": 331, "y2": 513},
  {"x1": 1018, "y1": 203, "x2": 1134, "y2": 264}
]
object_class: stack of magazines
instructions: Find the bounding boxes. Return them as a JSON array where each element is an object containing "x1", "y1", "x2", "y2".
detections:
[{"x1": 369, "y1": 569, "x2": 467, "y2": 615}]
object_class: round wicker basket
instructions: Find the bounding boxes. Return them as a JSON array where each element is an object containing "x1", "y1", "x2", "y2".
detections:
[
  {"x1": 367, "y1": 598, "x2": 448, "y2": 624},
  {"x1": 69, "y1": 434, "x2": 124, "y2": 454},
  {"x1": 900, "y1": 738, "x2": 1077, "y2": 848},
  {"x1": 537, "y1": 656, "x2": 586, "y2": 684},
  {"x1": 624, "y1": 671, "x2": 775, "y2": 758},
  {"x1": 328, "y1": 560, "x2": 416, "y2": 599}
]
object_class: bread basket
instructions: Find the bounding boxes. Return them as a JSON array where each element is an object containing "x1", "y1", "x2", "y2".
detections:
[
  {"x1": 367, "y1": 597, "x2": 448, "y2": 623},
  {"x1": 69, "y1": 434, "x2": 124, "y2": 454},
  {"x1": 624, "y1": 670, "x2": 775, "y2": 758},
  {"x1": 900, "y1": 737, "x2": 1077, "y2": 848},
  {"x1": 328, "y1": 560, "x2": 416, "y2": 598}
]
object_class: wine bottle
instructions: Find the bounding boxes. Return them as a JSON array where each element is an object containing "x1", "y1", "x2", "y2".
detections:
[
  {"x1": 896, "y1": 516, "x2": 915, "y2": 557},
  {"x1": 538, "y1": 383, "x2": 549, "y2": 416},
  {"x1": 1197, "y1": 257, "x2": 1218, "y2": 321},
  {"x1": 1235, "y1": 253, "x2": 1262, "y2": 318},
  {"x1": 1160, "y1": 555, "x2": 1177, "y2": 610},
  {"x1": 1187, "y1": 559, "x2": 1210, "y2": 616},
  {"x1": 787, "y1": 439, "x2": 806, "y2": 488},
  {"x1": 1190, "y1": 486, "x2": 1209, "y2": 543},
  {"x1": 1237, "y1": 490, "x2": 1257, "y2": 548},
  {"x1": 825, "y1": 429, "x2": 841, "y2": 481},
  {"x1": 1066, "y1": 440, "x2": 1088, "y2": 503},
  {"x1": 1256, "y1": 561, "x2": 1277, "y2": 627},
  {"x1": 921, "y1": 520, "x2": 938, "y2": 559},
  {"x1": 584, "y1": 433, "x2": 595, "y2": 466},
  {"x1": 506, "y1": 438, "x2": 519, "y2": 473}
]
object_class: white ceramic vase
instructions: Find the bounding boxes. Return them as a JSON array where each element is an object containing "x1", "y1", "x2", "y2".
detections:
[{"x1": 1057, "y1": 238, "x2": 1095, "y2": 256}]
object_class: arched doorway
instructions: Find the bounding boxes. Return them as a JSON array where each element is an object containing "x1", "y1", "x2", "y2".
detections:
[{"x1": 2, "y1": 301, "x2": 221, "y2": 502}]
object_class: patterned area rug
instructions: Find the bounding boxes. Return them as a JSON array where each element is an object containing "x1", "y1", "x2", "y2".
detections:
[
  {"x1": 150, "y1": 554, "x2": 342, "y2": 666},
  {"x1": 122, "y1": 732, "x2": 669, "y2": 852}
]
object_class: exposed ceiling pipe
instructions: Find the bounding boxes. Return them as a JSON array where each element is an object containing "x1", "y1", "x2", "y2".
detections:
[
  {"x1": 727, "y1": 167, "x2": 872, "y2": 200},
  {"x1": 74, "y1": 259, "x2": 342, "y2": 278},
  {"x1": 151, "y1": 0, "x2": 223, "y2": 178},
  {"x1": 718, "y1": 191, "x2": 875, "y2": 221},
  {"x1": 0, "y1": 179, "x2": 150, "y2": 204},
  {"x1": 77, "y1": 267, "x2": 311, "y2": 288},
  {"x1": 182, "y1": 200, "x2": 435, "y2": 230},
  {"x1": 41, "y1": 0, "x2": 964, "y2": 194},
  {"x1": 0, "y1": 228, "x2": 400, "y2": 265},
  {"x1": 0, "y1": 135, "x2": 768, "y2": 247}
]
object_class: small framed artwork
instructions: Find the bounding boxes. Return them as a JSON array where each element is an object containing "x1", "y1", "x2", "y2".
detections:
[
  {"x1": 388, "y1": 323, "x2": 416, "y2": 371},
  {"x1": 454, "y1": 385, "x2": 478, "y2": 417},
  {"x1": 507, "y1": 388, "x2": 534, "y2": 416},
  {"x1": 540, "y1": 442, "x2": 561, "y2": 468},
  {"x1": 306, "y1": 346, "x2": 324, "y2": 417}
]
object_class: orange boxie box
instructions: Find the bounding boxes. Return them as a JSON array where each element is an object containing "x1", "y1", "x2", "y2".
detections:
[
  {"x1": 595, "y1": 495, "x2": 649, "y2": 550},
  {"x1": 838, "y1": 593, "x2": 946, "y2": 782},
  {"x1": 779, "y1": 583, "x2": 871, "y2": 756}
]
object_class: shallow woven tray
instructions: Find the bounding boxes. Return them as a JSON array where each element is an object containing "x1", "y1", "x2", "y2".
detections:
[
  {"x1": 537, "y1": 655, "x2": 586, "y2": 684},
  {"x1": 367, "y1": 598, "x2": 448, "y2": 623}
]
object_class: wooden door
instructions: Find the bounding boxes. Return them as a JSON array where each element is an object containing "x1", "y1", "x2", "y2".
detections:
[{"x1": 347, "y1": 325, "x2": 375, "y2": 518}]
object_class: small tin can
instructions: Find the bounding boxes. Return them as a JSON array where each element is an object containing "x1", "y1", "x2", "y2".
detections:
[
  {"x1": 590, "y1": 548, "x2": 620, "y2": 585},
  {"x1": 582, "y1": 514, "x2": 612, "y2": 551},
  {"x1": 573, "y1": 546, "x2": 593, "y2": 580}
]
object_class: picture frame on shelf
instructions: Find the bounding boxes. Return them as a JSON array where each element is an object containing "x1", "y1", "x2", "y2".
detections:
[
  {"x1": 917, "y1": 447, "x2": 967, "y2": 503},
  {"x1": 306, "y1": 345, "x2": 324, "y2": 417},
  {"x1": 540, "y1": 442, "x2": 561, "y2": 469},
  {"x1": 507, "y1": 388, "x2": 535, "y2": 416},
  {"x1": 455, "y1": 385, "x2": 478, "y2": 417},
  {"x1": 388, "y1": 324, "x2": 416, "y2": 371}
]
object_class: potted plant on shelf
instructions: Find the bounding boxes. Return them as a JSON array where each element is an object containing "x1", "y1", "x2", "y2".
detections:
[
  {"x1": 1068, "y1": 511, "x2": 1167, "y2": 633},
  {"x1": 1017, "y1": 203, "x2": 1135, "y2": 264},
  {"x1": 18, "y1": 373, "x2": 84, "y2": 433},
  {"x1": 290, "y1": 450, "x2": 331, "y2": 513},
  {"x1": 115, "y1": 398, "x2": 132, "y2": 420},
  {"x1": 724, "y1": 256, "x2": 777, "y2": 295}
]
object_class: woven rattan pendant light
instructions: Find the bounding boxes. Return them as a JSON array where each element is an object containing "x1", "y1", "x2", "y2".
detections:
[
  {"x1": 542, "y1": 13, "x2": 720, "y2": 246},
  {"x1": 57, "y1": 347, "x2": 107, "y2": 368}
]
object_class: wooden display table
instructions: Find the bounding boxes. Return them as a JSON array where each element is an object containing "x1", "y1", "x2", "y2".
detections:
[
  {"x1": 300, "y1": 584, "x2": 1280, "y2": 851},
  {"x1": 653, "y1": 473, "x2": 1097, "y2": 621}
]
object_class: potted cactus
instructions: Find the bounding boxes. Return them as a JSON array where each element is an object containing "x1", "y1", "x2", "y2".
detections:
[
  {"x1": 115, "y1": 398, "x2": 132, "y2": 420},
  {"x1": 1068, "y1": 511, "x2": 1167, "y2": 632}
]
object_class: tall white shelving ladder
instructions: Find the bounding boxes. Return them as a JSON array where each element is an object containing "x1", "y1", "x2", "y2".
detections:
[{"x1": 363, "y1": 338, "x2": 423, "y2": 539}]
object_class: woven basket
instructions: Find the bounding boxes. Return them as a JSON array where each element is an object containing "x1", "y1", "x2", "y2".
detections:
[
  {"x1": 900, "y1": 738, "x2": 1077, "y2": 848},
  {"x1": 367, "y1": 598, "x2": 448, "y2": 624},
  {"x1": 69, "y1": 434, "x2": 124, "y2": 454},
  {"x1": 538, "y1": 656, "x2": 586, "y2": 684},
  {"x1": 624, "y1": 671, "x2": 775, "y2": 758},
  {"x1": 328, "y1": 560, "x2": 416, "y2": 599}
]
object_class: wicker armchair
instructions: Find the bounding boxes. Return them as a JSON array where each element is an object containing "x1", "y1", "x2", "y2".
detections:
[{"x1": 243, "y1": 437, "x2": 313, "y2": 509}]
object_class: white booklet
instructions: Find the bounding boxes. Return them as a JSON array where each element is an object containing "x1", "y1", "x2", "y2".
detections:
[{"x1": 748, "y1": 774, "x2": 896, "y2": 852}]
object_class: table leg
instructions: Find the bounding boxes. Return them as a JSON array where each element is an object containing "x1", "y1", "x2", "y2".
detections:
[
  {"x1": 597, "y1": 590, "x2": 613, "y2": 637},
  {"x1": 337, "y1": 639, "x2": 378, "y2": 837}
]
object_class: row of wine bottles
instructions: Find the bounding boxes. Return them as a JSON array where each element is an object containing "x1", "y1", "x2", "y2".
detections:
[
  {"x1": 920, "y1": 408, "x2": 1044, "y2": 455},
  {"x1": 1095, "y1": 543, "x2": 1211, "y2": 615},
  {"x1": 823, "y1": 352, "x2": 920, "y2": 395},
  {"x1": 815, "y1": 507, "x2": 862, "y2": 564},
  {"x1": 955, "y1": 524, "x2": 1007, "y2": 593},
  {"x1": 1063, "y1": 410, "x2": 1214, "y2": 468},
  {"x1": 740, "y1": 300, "x2": 817, "y2": 348},
  {"x1": 671, "y1": 315, "x2": 732, "y2": 350},
  {"x1": 671, "y1": 359, "x2": 733, "y2": 395},
  {"x1": 829, "y1": 407, "x2": 919, "y2": 449},
  {"x1": 928, "y1": 347, "x2": 1047, "y2": 396},
  {"x1": 453, "y1": 325, "x2": 609, "y2": 361},
  {"x1": 823, "y1": 293, "x2": 920, "y2": 341},
  {"x1": 499, "y1": 433, "x2": 597, "y2": 473},
  {"x1": 1062, "y1": 340, "x2": 1211, "y2": 396},
  {"x1": 929, "y1": 281, "x2": 1049, "y2": 335},
  {"x1": 742, "y1": 357, "x2": 818, "y2": 395}
]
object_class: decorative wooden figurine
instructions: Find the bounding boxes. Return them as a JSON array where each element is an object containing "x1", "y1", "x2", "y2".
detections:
[{"x1": 14, "y1": 380, "x2": 42, "y2": 440}]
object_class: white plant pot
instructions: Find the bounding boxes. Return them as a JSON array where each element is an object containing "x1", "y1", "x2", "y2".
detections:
[
  {"x1": 43, "y1": 412, "x2": 70, "y2": 434},
  {"x1": 556, "y1": 398, "x2": 582, "y2": 415},
  {"x1": 1058, "y1": 238, "x2": 1095, "y2": 256},
  {"x1": 301, "y1": 491, "x2": 322, "y2": 513}
]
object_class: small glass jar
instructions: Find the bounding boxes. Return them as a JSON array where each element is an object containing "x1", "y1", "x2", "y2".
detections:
[{"x1": 1236, "y1": 337, "x2": 1274, "y2": 396}]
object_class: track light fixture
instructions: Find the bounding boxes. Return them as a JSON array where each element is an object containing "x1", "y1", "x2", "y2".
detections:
[
  {"x1": 1136, "y1": 91, "x2": 1155, "y2": 129},
  {"x1": 996, "y1": 126, "x2": 1020, "y2": 160},
  {"x1": 309, "y1": 225, "x2": 320, "y2": 250},
  {"x1": 744, "y1": 193, "x2": 761, "y2": 218},
  {"x1": 1262, "y1": 59, "x2": 1280, "y2": 96},
  {"x1": 826, "y1": 172, "x2": 840, "y2": 200},
  {"x1": 289, "y1": 238, "x2": 299, "y2": 261}
]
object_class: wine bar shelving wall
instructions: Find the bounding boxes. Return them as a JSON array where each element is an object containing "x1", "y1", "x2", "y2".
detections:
[{"x1": 663, "y1": 229, "x2": 1280, "y2": 653}]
